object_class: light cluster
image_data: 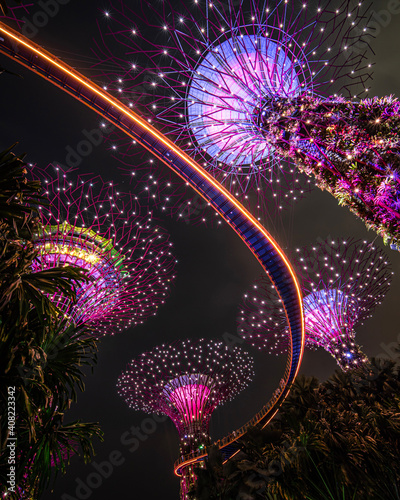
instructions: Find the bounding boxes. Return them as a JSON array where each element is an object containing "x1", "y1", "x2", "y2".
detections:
[
  {"x1": 30, "y1": 165, "x2": 177, "y2": 335},
  {"x1": 238, "y1": 238, "x2": 393, "y2": 370},
  {"x1": 94, "y1": 0, "x2": 372, "y2": 213}
]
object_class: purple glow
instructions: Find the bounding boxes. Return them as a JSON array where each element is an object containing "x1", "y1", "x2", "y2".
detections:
[
  {"x1": 94, "y1": 0, "x2": 373, "y2": 210},
  {"x1": 238, "y1": 238, "x2": 393, "y2": 370},
  {"x1": 303, "y1": 289, "x2": 357, "y2": 347},
  {"x1": 187, "y1": 35, "x2": 303, "y2": 166},
  {"x1": 32, "y1": 225, "x2": 123, "y2": 325},
  {"x1": 118, "y1": 339, "x2": 254, "y2": 452}
]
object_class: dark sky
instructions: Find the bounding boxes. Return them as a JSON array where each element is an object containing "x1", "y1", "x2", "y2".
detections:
[{"x1": 1, "y1": 1, "x2": 400, "y2": 499}]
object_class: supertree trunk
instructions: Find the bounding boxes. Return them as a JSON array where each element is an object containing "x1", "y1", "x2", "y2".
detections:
[
  {"x1": 327, "y1": 334, "x2": 369, "y2": 372},
  {"x1": 259, "y1": 95, "x2": 400, "y2": 246},
  {"x1": 118, "y1": 339, "x2": 254, "y2": 498}
]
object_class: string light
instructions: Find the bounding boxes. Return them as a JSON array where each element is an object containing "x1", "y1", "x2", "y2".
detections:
[{"x1": 94, "y1": 0, "x2": 372, "y2": 215}]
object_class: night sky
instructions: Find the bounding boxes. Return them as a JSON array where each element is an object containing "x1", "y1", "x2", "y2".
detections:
[{"x1": 1, "y1": 1, "x2": 400, "y2": 499}]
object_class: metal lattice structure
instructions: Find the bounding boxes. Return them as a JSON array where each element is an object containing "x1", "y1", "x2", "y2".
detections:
[
  {"x1": 238, "y1": 238, "x2": 393, "y2": 370},
  {"x1": 93, "y1": 0, "x2": 372, "y2": 211},
  {"x1": 0, "y1": 4, "x2": 32, "y2": 25},
  {"x1": 118, "y1": 338, "x2": 254, "y2": 498},
  {"x1": 31, "y1": 165, "x2": 177, "y2": 335}
]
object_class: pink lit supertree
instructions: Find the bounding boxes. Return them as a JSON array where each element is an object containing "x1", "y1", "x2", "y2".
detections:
[
  {"x1": 117, "y1": 338, "x2": 254, "y2": 499},
  {"x1": 238, "y1": 238, "x2": 393, "y2": 371},
  {"x1": 92, "y1": 0, "x2": 373, "y2": 218},
  {"x1": 30, "y1": 165, "x2": 177, "y2": 335}
]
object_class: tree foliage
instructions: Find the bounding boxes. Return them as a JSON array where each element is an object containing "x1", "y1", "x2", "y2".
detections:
[
  {"x1": 191, "y1": 358, "x2": 400, "y2": 499},
  {"x1": 0, "y1": 147, "x2": 103, "y2": 499}
]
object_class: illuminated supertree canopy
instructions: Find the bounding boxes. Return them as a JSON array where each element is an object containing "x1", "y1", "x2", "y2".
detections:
[
  {"x1": 238, "y1": 238, "x2": 393, "y2": 370},
  {"x1": 93, "y1": 0, "x2": 372, "y2": 214},
  {"x1": 30, "y1": 165, "x2": 177, "y2": 335},
  {"x1": 117, "y1": 338, "x2": 254, "y2": 498},
  {"x1": 118, "y1": 338, "x2": 254, "y2": 450}
]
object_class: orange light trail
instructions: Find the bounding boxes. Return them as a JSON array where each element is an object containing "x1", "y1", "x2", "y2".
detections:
[{"x1": 0, "y1": 20, "x2": 304, "y2": 473}]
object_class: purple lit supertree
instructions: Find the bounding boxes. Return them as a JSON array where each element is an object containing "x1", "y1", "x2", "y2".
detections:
[
  {"x1": 93, "y1": 0, "x2": 373, "y2": 217},
  {"x1": 117, "y1": 338, "x2": 254, "y2": 499},
  {"x1": 30, "y1": 165, "x2": 177, "y2": 335},
  {"x1": 238, "y1": 238, "x2": 393, "y2": 371}
]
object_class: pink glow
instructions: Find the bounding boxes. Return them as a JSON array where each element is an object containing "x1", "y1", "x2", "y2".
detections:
[
  {"x1": 169, "y1": 384, "x2": 211, "y2": 425},
  {"x1": 32, "y1": 247, "x2": 121, "y2": 324}
]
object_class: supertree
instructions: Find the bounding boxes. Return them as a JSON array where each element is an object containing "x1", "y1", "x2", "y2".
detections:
[
  {"x1": 117, "y1": 338, "x2": 254, "y2": 499},
  {"x1": 93, "y1": 0, "x2": 378, "y2": 220},
  {"x1": 237, "y1": 238, "x2": 393, "y2": 371},
  {"x1": 30, "y1": 165, "x2": 177, "y2": 335}
]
